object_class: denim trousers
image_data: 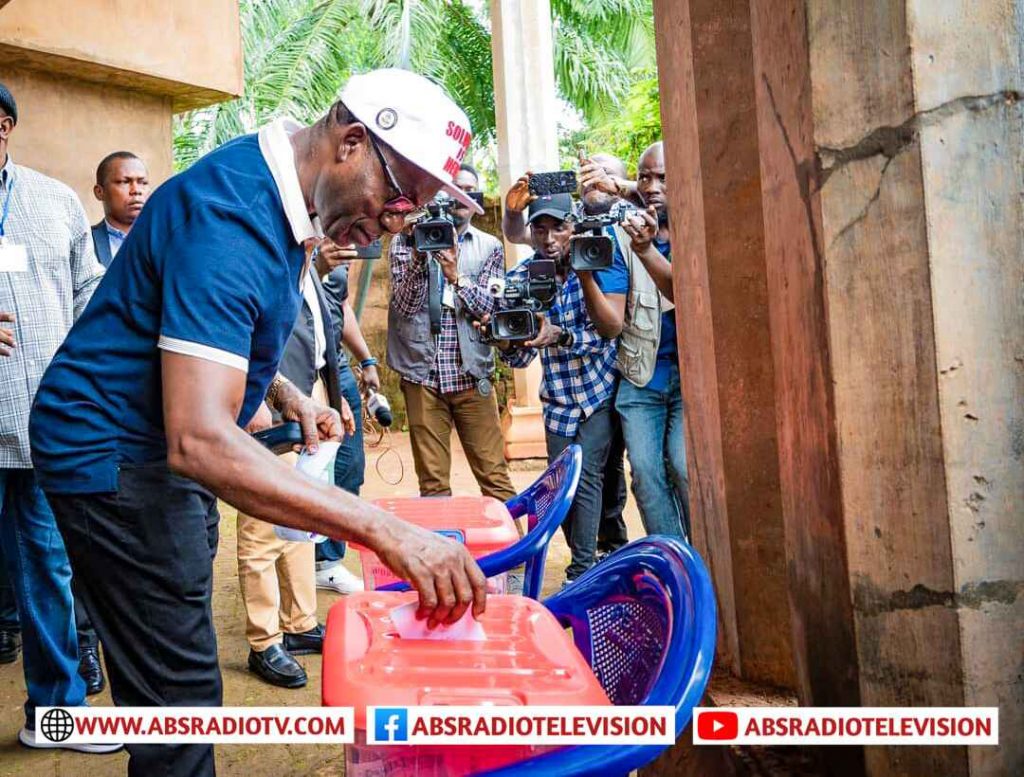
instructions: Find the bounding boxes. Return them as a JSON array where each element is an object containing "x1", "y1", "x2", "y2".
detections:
[
  {"x1": 615, "y1": 362, "x2": 691, "y2": 540},
  {"x1": 0, "y1": 468, "x2": 85, "y2": 724},
  {"x1": 545, "y1": 400, "x2": 620, "y2": 580},
  {"x1": 48, "y1": 463, "x2": 222, "y2": 777},
  {"x1": 317, "y1": 359, "x2": 365, "y2": 568},
  {"x1": 0, "y1": 542, "x2": 18, "y2": 631}
]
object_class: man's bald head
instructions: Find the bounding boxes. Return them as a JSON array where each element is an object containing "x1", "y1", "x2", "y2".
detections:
[
  {"x1": 638, "y1": 141, "x2": 664, "y2": 170},
  {"x1": 590, "y1": 153, "x2": 627, "y2": 180},
  {"x1": 637, "y1": 141, "x2": 667, "y2": 216}
]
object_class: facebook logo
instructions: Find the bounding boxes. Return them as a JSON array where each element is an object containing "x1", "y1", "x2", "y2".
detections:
[{"x1": 374, "y1": 708, "x2": 408, "y2": 742}]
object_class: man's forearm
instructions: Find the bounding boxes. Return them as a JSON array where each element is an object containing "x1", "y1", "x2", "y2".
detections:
[
  {"x1": 169, "y1": 418, "x2": 400, "y2": 546},
  {"x1": 341, "y1": 301, "x2": 372, "y2": 361},
  {"x1": 502, "y1": 208, "x2": 532, "y2": 246},
  {"x1": 578, "y1": 273, "x2": 625, "y2": 339}
]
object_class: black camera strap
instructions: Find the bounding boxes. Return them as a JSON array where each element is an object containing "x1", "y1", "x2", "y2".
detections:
[{"x1": 427, "y1": 255, "x2": 443, "y2": 335}]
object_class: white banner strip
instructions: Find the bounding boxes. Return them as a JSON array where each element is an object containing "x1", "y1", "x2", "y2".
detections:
[
  {"x1": 366, "y1": 705, "x2": 675, "y2": 745},
  {"x1": 693, "y1": 707, "x2": 999, "y2": 746},
  {"x1": 36, "y1": 707, "x2": 355, "y2": 744}
]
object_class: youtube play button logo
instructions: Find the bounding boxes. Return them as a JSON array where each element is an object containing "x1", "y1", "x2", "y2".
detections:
[{"x1": 696, "y1": 710, "x2": 739, "y2": 741}]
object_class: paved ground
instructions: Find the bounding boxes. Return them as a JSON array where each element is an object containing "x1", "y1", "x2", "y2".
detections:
[{"x1": 0, "y1": 432, "x2": 648, "y2": 777}]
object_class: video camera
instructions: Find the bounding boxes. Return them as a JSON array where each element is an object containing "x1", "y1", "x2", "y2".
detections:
[
  {"x1": 410, "y1": 194, "x2": 457, "y2": 252},
  {"x1": 409, "y1": 190, "x2": 486, "y2": 253},
  {"x1": 486, "y1": 258, "x2": 559, "y2": 342},
  {"x1": 568, "y1": 206, "x2": 642, "y2": 272}
]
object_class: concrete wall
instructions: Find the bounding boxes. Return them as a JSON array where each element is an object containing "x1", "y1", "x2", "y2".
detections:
[
  {"x1": 0, "y1": 66, "x2": 172, "y2": 223},
  {"x1": 0, "y1": 0, "x2": 242, "y2": 109},
  {"x1": 0, "y1": 0, "x2": 242, "y2": 219}
]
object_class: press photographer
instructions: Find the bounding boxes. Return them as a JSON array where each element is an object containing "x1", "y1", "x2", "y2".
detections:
[
  {"x1": 481, "y1": 193, "x2": 621, "y2": 583},
  {"x1": 577, "y1": 141, "x2": 690, "y2": 541},
  {"x1": 387, "y1": 163, "x2": 516, "y2": 502}
]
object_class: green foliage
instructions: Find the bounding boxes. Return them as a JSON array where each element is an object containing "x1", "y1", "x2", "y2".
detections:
[
  {"x1": 174, "y1": 0, "x2": 658, "y2": 176},
  {"x1": 578, "y1": 67, "x2": 662, "y2": 173}
]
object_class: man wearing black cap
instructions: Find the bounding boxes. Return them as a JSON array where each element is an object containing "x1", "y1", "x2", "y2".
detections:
[
  {"x1": 487, "y1": 192, "x2": 620, "y2": 582},
  {"x1": 0, "y1": 82, "x2": 116, "y2": 753}
]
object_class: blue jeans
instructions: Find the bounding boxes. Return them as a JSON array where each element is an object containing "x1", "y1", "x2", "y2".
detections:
[
  {"x1": 317, "y1": 359, "x2": 365, "y2": 567},
  {"x1": 0, "y1": 469, "x2": 85, "y2": 723},
  {"x1": 0, "y1": 543, "x2": 18, "y2": 632},
  {"x1": 616, "y1": 363, "x2": 691, "y2": 540},
  {"x1": 545, "y1": 400, "x2": 620, "y2": 580}
]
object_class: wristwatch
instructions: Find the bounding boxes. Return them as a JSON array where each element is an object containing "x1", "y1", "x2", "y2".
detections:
[{"x1": 557, "y1": 329, "x2": 574, "y2": 349}]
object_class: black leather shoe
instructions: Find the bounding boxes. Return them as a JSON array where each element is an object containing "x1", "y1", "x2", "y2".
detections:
[
  {"x1": 248, "y1": 644, "x2": 307, "y2": 688},
  {"x1": 78, "y1": 645, "x2": 106, "y2": 695},
  {"x1": 283, "y1": 624, "x2": 325, "y2": 656},
  {"x1": 0, "y1": 630, "x2": 21, "y2": 664}
]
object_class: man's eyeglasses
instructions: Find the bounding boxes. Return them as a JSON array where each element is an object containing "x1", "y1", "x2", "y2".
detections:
[{"x1": 368, "y1": 132, "x2": 418, "y2": 214}]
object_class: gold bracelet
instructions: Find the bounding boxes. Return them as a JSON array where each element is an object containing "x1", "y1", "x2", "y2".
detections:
[{"x1": 265, "y1": 374, "x2": 288, "y2": 410}]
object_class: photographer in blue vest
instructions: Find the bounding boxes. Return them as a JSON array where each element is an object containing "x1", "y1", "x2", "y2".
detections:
[
  {"x1": 577, "y1": 141, "x2": 690, "y2": 541},
  {"x1": 29, "y1": 69, "x2": 488, "y2": 777}
]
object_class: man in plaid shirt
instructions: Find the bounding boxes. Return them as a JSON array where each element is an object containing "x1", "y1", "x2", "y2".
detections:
[
  {"x1": 0, "y1": 84, "x2": 117, "y2": 753},
  {"x1": 493, "y1": 193, "x2": 620, "y2": 581},
  {"x1": 387, "y1": 164, "x2": 516, "y2": 501}
]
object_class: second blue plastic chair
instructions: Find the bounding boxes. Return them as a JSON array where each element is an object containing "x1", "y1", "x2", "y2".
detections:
[{"x1": 380, "y1": 444, "x2": 582, "y2": 599}]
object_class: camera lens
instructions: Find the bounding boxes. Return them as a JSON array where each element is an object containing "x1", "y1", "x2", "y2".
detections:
[
  {"x1": 427, "y1": 227, "x2": 444, "y2": 243},
  {"x1": 585, "y1": 244, "x2": 601, "y2": 261}
]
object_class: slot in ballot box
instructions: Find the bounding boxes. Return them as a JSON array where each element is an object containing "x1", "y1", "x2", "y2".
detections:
[
  {"x1": 323, "y1": 591, "x2": 611, "y2": 776},
  {"x1": 354, "y1": 496, "x2": 520, "y2": 593}
]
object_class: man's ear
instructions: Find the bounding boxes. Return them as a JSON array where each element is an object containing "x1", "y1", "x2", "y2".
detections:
[
  {"x1": 93, "y1": 183, "x2": 105, "y2": 202},
  {"x1": 334, "y1": 121, "x2": 369, "y2": 164},
  {"x1": 0, "y1": 117, "x2": 12, "y2": 142}
]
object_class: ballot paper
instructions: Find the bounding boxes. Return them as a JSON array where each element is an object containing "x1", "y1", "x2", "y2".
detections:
[
  {"x1": 390, "y1": 600, "x2": 487, "y2": 642},
  {"x1": 273, "y1": 441, "x2": 341, "y2": 543}
]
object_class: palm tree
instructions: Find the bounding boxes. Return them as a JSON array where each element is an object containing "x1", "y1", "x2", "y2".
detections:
[{"x1": 174, "y1": 0, "x2": 656, "y2": 170}]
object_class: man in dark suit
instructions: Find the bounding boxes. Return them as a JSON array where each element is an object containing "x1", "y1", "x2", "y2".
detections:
[
  {"x1": 237, "y1": 240, "x2": 355, "y2": 688},
  {"x1": 91, "y1": 151, "x2": 149, "y2": 267}
]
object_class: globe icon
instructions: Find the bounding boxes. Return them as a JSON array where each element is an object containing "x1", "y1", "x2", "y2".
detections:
[{"x1": 40, "y1": 708, "x2": 74, "y2": 742}]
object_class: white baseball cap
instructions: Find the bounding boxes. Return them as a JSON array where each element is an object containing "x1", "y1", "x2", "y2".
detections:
[{"x1": 340, "y1": 68, "x2": 483, "y2": 215}]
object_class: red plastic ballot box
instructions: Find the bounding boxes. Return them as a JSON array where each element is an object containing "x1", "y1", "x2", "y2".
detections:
[
  {"x1": 355, "y1": 496, "x2": 520, "y2": 591},
  {"x1": 323, "y1": 592, "x2": 611, "y2": 776}
]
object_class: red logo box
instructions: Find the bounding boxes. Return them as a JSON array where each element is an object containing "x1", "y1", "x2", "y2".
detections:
[{"x1": 697, "y1": 711, "x2": 738, "y2": 741}]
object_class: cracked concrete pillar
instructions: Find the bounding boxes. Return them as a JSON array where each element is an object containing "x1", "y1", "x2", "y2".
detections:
[{"x1": 654, "y1": 0, "x2": 1022, "y2": 774}]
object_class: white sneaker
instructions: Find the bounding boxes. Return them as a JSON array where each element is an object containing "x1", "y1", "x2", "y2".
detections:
[
  {"x1": 316, "y1": 564, "x2": 364, "y2": 594},
  {"x1": 19, "y1": 725, "x2": 123, "y2": 754}
]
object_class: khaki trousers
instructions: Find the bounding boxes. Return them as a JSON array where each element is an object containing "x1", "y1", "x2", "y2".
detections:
[
  {"x1": 236, "y1": 380, "x2": 327, "y2": 651},
  {"x1": 401, "y1": 379, "x2": 517, "y2": 501},
  {"x1": 236, "y1": 509, "x2": 317, "y2": 651}
]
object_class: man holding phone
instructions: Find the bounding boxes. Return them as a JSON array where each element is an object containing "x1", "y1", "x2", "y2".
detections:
[{"x1": 387, "y1": 163, "x2": 516, "y2": 502}]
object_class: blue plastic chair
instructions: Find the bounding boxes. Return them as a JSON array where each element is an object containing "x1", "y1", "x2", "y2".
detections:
[
  {"x1": 478, "y1": 536, "x2": 718, "y2": 777},
  {"x1": 380, "y1": 444, "x2": 582, "y2": 599}
]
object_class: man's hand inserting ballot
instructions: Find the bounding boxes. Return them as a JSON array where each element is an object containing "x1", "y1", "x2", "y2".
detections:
[{"x1": 374, "y1": 519, "x2": 488, "y2": 628}]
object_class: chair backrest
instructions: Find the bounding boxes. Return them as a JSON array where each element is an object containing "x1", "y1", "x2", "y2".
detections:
[
  {"x1": 377, "y1": 445, "x2": 582, "y2": 599},
  {"x1": 477, "y1": 444, "x2": 582, "y2": 598},
  {"x1": 477, "y1": 536, "x2": 717, "y2": 777}
]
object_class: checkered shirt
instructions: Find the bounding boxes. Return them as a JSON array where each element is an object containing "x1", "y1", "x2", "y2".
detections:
[
  {"x1": 0, "y1": 158, "x2": 105, "y2": 467},
  {"x1": 499, "y1": 257, "x2": 617, "y2": 438},
  {"x1": 390, "y1": 227, "x2": 503, "y2": 394}
]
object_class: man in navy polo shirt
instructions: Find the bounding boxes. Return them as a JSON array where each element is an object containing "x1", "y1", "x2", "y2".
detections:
[{"x1": 30, "y1": 69, "x2": 487, "y2": 777}]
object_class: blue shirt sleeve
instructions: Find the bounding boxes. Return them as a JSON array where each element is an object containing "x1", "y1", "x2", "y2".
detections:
[
  {"x1": 594, "y1": 228, "x2": 629, "y2": 295},
  {"x1": 158, "y1": 206, "x2": 280, "y2": 371}
]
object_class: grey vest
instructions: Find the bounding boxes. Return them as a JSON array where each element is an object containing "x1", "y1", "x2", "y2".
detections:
[
  {"x1": 614, "y1": 225, "x2": 663, "y2": 388},
  {"x1": 387, "y1": 226, "x2": 499, "y2": 383}
]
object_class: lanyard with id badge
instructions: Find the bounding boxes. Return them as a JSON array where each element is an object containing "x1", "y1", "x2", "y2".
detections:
[{"x1": 0, "y1": 179, "x2": 27, "y2": 274}]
